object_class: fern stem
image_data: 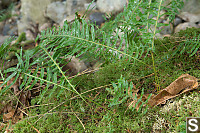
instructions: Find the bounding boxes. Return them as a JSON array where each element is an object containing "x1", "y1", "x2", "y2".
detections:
[
  {"x1": 151, "y1": 0, "x2": 163, "y2": 91},
  {"x1": 48, "y1": 34, "x2": 149, "y2": 66},
  {"x1": 40, "y1": 46, "x2": 90, "y2": 106}
]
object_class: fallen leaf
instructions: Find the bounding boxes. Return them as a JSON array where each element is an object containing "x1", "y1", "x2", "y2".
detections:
[
  {"x1": 148, "y1": 74, "x2": 198, "y2": 107},
  {"x1": 3, "y1": 109, "x2": 15, "y2": 122}
]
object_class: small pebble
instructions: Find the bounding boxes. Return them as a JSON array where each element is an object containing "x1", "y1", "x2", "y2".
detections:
[
  {"x1": 89, "y1": 12, "x2": 106, "y2": 26},
  {"x1": 174, "y1": 16, "x2": 183, "y2": 27}
]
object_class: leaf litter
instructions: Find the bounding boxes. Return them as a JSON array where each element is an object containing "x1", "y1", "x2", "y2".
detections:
[{"x1": 130, "y1": 74, "x2": 199, "y2": 110}]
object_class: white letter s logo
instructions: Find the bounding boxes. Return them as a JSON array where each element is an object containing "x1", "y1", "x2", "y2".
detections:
[{"x1": 188, "y1": 119, "x2": 198, "y2": 132}]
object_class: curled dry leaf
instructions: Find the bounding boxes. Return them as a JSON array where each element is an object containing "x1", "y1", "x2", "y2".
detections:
[
  {"x1": 128, "y1": 74, "x2": 199, "y2": 110},
  {"x1": 0, "y1": 76, "x2": 21, "y2": 94},
  {"x1": 147, "y1": 74, "x2": 198, "y2": 107}
]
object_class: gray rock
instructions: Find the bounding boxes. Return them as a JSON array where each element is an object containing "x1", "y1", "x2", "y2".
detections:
[
  {"x1": 181, "y1": 0, "x2": 200, "y2": 14},
  {"x1": 97, "y1": 0, "x2": 126, "y2": 13},
  {"x1": 0, "y1": 21, "x2": 4, "y2": 34},
  {"x1": 18, "y1": 0, "x2": 60, "y2": 35},
  {"x1": 2, "y1": 19, "x2": 18, "y2": 36},
  {"x1": 66, "y1": 0, "x2": 88, "y2": 16},
  {"x1": 163, "y1": 0, "x2": 200, "y2": 16},
  {"x1": 178, "y1": 12, "x2": 200, "y2": 23},
  {"x1": 89, "y1": 12, "x2": 106, "y2": 25},
  {"x1": 3, "y1": 23, "x2": 15, "y2": 36},
  {"x1": 47, "y1": 0, "x2": 89, "y2": 24},
  {"x1": 61, "y1": 56, "x2": 87, "y2": 76},
  {"x1": 39, "y1": 22, "x2": 52, "y2": 32},
  {"x1": 84, "y1": 2, "x2": 97, "y2": 10},
  {"x1": 174, "y1": 22, "x2": 200, "y2": 33},
  {"x1": 160, "y1": 25, "x2": 173, "y2": 35},
  {"x1": 173, "y1": 16, "x2": 183, "y2": 27},
  {"x1": 46, "y1": 1, "x2": 68, "y2": 24},
  {"x1": 163, "y1": 0, "x2": 200, "y2": 15},
  {"x1": 0, "y1": 35, "x2": 9, "y2": 46}
]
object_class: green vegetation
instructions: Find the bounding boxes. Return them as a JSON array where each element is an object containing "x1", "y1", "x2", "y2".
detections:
[
  {"x1": 0, "y1": 0, "x2": 199, "y2": 132},
  {"x1": 0, "y1": 4, "x2": 14, "y2": 22}
]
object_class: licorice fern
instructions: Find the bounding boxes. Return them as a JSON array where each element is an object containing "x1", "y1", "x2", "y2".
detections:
[
  {"x1": 0, "y1": 0, "x2": 185, "y2": 103},
  {"x1": 106, "y1": 76, "x2": 152, "y2": 113}
]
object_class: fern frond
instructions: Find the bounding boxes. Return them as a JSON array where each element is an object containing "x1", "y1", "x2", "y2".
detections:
[{"x1": 0, "y1": 0, "x2": 186, "y2": 103}]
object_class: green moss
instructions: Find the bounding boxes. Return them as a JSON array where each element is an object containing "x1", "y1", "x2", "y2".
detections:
[{"x1": 175, "y1": 27, "x2": 200, "y2": 37}]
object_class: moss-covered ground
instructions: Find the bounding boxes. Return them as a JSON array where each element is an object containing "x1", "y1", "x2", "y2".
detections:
[{"x1": 1, "y1": 28, "x2": 200, "y2": 132}]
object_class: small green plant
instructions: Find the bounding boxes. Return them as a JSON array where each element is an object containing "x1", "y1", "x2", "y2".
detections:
[
  {"x1": 0, "y1": 4, "x2": 14, "y2": 22},
  {"x1": 177, "y1": 123, "x2": 186, "y2": 133},
  {"x1": 106, "y1": 75, "x2": 152, "y2": 113}
]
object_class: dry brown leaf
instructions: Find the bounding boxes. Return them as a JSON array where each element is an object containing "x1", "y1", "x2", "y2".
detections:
[
  {"x1": 0, "y1": 76, "x2": 21, "y2": 93},
  {"x1": 3, "y1": 109, "x2": 15, "y2": 122},
  {"x1": 148, "y1": 74, "x2": 198, "y2": 107},
  {"x1": 1, "y1": 102, "x2": 13, "y2": 114}
]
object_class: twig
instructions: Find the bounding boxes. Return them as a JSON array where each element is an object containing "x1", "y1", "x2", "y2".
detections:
[{"x1": 70, "y1": 101, "x2": 85, "y2": 130}]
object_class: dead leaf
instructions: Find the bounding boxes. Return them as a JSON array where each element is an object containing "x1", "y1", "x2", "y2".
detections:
[
  {"x1": 128, "y1": 74, "x2": 199, "y2": 110},
  {"x1": 3, "y1": 109, "x2": 15, "y2": 122},
  {"x1": 148, "y1": 74, "x2": 198, "y2": 107}
]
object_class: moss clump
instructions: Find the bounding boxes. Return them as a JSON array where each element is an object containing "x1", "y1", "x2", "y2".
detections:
[{"x1": 175, "y1": 27, "x2": 200, "y2": 37}]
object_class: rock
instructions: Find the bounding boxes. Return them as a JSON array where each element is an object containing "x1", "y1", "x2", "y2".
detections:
[
  {"x1": 59, "y1": 10, "x2": 106, "y2": 27},
  {"x1": 17, "y1": 20, "x2": 27, "y2": 36},
  {"x1": 161, "y1": 0, "x2": 200, "y2": 34},
  {"x1": 160, "y1": 25, "x2": 173, "y2": 35},
  {"x1": 173, "y1": 16, "x2": 183, "y2": 27},
  {"x1": 59, "y1": 10, "x2": 88, "y2": 27},
  {"x1": 66, "y1": 0, "x2": 88, "y2": 16},
  {"x1": 60, "y1": 14, "x2": 76, "y2": 27},
  {"x1": 178, "y1": 12, "x2": 200, "y2": 23},
  {"x1": 159, "y1": 10, "x2": 167, "y2": 20},
  {"x1": 61, "y1": 56, "x2": 87, "y2": 76},
  {"x1": 2, "y1": 19, "x2": 18, "y2": 36},
  {"x1": 3, "y1": 23, "x2": 14, "y2": 36},
  {"x1": 163, "y1": 0, "x2": 200, "y2": 22},
  {"x1": 97, "y1": 0, "x2": 126, "y2": 13},
  {"x1": 84, "y1": 2, "x2": 97, "y2": 10},
  {"x1": 181, "y1": 0, "x2": 200, "y2": 14},
  {"x1": 0, "y1": 35, "x2": 9, "y2": 46},
  {"x1": 197, "y1": 21, "x2": 200, "y2": 27},
  {"x1": 46, "y1": 1, "x2": 68, "y2": 24},
  {"x1": 174, "y1": 22, "x2": 200, "y2": 33},
  {"x1": 39, "y1": 22, "x2": 52, "y2": 32},
  {"x1": 18, "y1": 0, "x2": 60, "y2": 35},
  {"x1": 160, "y1": 19, "x2": 173, "y2": 35},
  {"x1": 0, "y1": 21, "x2": 4, "y2": 34},
  {"x1": 25, "y1": 30, "x2": 35, "y2": 40},
  {"x1": 89, "y1": 12, "x2": 106, "y2": 26},
  {"x1": 163, "y1": 0, "x2": 200, "y2": 14}
]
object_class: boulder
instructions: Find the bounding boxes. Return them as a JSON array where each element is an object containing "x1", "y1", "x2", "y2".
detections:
[
  {"x1": 18, "y1": 0, "x2": 60, "y2": 34},
  {"x1": 174, "y1": 22, "x2": 200, "y2": 33},
  {"x1": 46, "y1": 1, "x2": 68, "y2": 24},
  {"x1": 97, "y1": 0, "x2": 126, "y2": 13}
]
